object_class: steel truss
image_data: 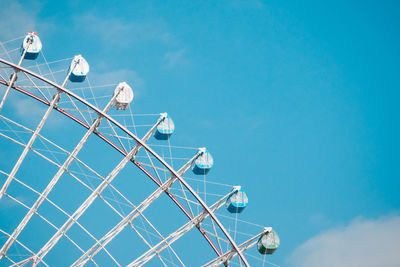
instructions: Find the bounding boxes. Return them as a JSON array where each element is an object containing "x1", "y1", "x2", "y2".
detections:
[
  {"x1": 203, "y1": 228, "x2": 272, "y2": 267},
  {"x1": 128, "y1": 188, "x2": 239, "y2": 267},
  {"x1": 0, "y1": 117, "x2": 170, "y2": 266},
  {"x1": 0, "y1": 57, "x2": 250, "y2": 266}
]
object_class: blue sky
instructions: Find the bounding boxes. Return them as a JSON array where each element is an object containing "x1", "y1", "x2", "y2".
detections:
[{"x1": 0, "y1": 0, "x2": 400, "y2": 266}]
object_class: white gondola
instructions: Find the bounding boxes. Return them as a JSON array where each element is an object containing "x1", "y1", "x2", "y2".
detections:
[
  {"x1": 20, "y1": 31, "x2": 42, "y2": 60},
  {"x1": 257, "y1": 229, "x2": 280, "y2": 255},
  {"x1": 192, "y1": 148, "x2": 213, "y2": 175},
  {"x1": 69, "y1": 55, "x2": 89, "y2": 83},
  {"x1": 226, "y1": 186, "x2": 248, "y2": 213},
  {"x1": 154, "y1": 114, "x2": 175, "y2": 140},
  {"x1": 111, "y1": 82, "x2": 134, "y2": 110}
]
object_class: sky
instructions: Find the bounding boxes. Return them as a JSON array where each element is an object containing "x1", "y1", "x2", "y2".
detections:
[{"x1": 0, "y1": 0, "x2": 400, "y2": 266}]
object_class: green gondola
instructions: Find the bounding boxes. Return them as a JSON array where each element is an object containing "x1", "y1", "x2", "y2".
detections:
[{"x1": 257, "y1": 229, "x2": 280, "y2": 255}]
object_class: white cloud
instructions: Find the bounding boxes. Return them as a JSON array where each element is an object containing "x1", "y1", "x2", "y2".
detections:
[
  {"x1": 289, "y1": 214, "x2": 400, "y2": 267},
  {"x1": 0, "y1": 1, "x2": 37, "y2": 40},
  {"x1": 13, "y1": 97, "x2": 46, "y2": 119},
  {"x1": 229, "y1": 0, "x2": 266, "y2": 10},
  {"x1": 0, "y1": 1, "x2": 54, "y2": 43},
  {"x1": 164, "y1": 49, "x2": 188, "y2": 69},
  {"x1": 11, "y1": 94, "x2": 65, "y2": 127},
  {"x1": 0, "y1": 194, "x2": 26, "y2": 209},
  {"x1": 73, "y1": 13, "x2": 174, "y2": 47}
]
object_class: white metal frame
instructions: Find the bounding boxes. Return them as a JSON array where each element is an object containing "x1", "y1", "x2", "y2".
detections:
[
  {"x1": 128, "y1": 188, "x2": 239, "y2": 267},
  {"x1": 0, "y1": 58, "x2": 78, "y2": 200},
  {"x1": 0, "y1": 57, "x2": 250, "y2": 265},
  {"x1": 0, "y1": 82, "x2": 123, "y2": 260},
  {"x1": 203, "y1": 228, "x2": 272, "y2": 267}
]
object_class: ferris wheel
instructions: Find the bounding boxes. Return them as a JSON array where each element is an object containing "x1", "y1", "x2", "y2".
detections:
[{"x1": 0, "y1": 32, "x2": 280, "y2": 266}]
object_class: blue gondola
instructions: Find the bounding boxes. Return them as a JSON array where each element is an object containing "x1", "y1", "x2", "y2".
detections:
[
  {"x1": 20, "y1": 31, "x2": 42, "y2": 60},
  {"x1": 192, "y1": 149, "x2": 213, "y2": 175},
  {"x1": 154, "y1": 115, "x2": 175, "y2": 140},
  {"x1": 69, "y1": 55, "x2": 89, "y2": 83},
  {"x1": 257, "y1": 229, "x2": 280, "y2": 255},
  {"x1": 226, "y1": 187, "x2": 248, "y2": 213}
]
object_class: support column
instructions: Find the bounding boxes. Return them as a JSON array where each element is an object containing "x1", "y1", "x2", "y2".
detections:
[
  {"x1": 71, "y1": 150, "x2": 204, "y2": 267},
  {"x1": 0, "y1": 34, "x2": 33, "y2": 112},
  {"x1": 0, "y1": 60, "x2": 78, "y2": 200},
  {"x1": 31, "y1": 114, "x2": 167, "y2": 265},
  {"x1": 0, "y1": 85, "x2": 124, "y2": 260},
  {"x1": 202, "y1": 227, "x2": 272, "y2": 267},
  {"x1": 128, "y1": 188, "x2": 238, "y2": 267}
]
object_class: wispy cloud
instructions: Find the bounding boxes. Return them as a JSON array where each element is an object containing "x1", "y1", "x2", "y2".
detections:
[
  {"x1": 0, "y1": 1, "x2": 37, "y2": 41},
  {"x1": 0, "y1": 1, "x2": 53, "y2": 42},
  {"x1": 289, "y1": 214, "x2": 400, "y2": 267},
  {"x1": 13, "y1": 97, "x2": 46, "y2": 119},
  {"x1": 229, "y1": 0, "x2": 266, "y2": 10},
  {"x1": 0, "y1": 195, "x2": 22, "y2": 209},
  {"x1": 164, "y1": 49, "x2": 188, "y2": 69},
  {"x1": 3, "y1": 93, "x2": 63, "y2": 127},
  {"x1": 73, "y1": 13, "x2": 175, "y2": 48}
]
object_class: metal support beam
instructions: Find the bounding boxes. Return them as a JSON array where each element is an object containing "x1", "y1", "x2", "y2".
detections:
[
  {"x1": 0, "y1": 60, "x2": 78, "y2": 200},
  {"x1": 131, "y1": 113, "x2": 167, "y2": 158},
  {"x1": 0, "y1": 36, "x2": 31, "y2": 112},
  {"x1": 71, "y1": 150, "x2": 203, "y2": 267},
  {"x1": 0, "y1": 87, "x2": 122, "y2": 261},
  {"x1": 0, "y1": 57, "x2": 249, "y2": 266},
  {"x1": 29, "y1": 114, "x2": 168, "y2": 265},
  {"x1": 128, "y1": 188, "x2": 238, "y2": 267},
  {"x1": 202, "y1": 227, "x2": 272, "y2": 267}
]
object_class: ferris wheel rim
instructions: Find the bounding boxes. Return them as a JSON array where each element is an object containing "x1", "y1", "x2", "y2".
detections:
[
  {"x1": 0, "y1": 77, "x2": 224, "y2": 263},
  {"x1": 0, "y1": 57, "x2": 250, "y2": 265}
]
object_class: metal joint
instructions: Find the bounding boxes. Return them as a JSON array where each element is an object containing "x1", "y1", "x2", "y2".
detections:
[
  {"x1": 8, "y1": 73, "x2": 17, "y2": 87},
  {"x1": 93, "y1": 117, "x2": 101, "y2": 132},
  {"x1": 163, "y1": 177, "x2": 176, "y2": 193},
  {"x1": 52, "y1": 93, "x2": 61, "y2": 107}
]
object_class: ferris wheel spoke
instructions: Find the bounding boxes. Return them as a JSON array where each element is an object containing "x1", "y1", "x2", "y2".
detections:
[
  {"x1": 176, "y1": 179, "x2": 195, "y2": 218},
  {"x1": 0, "y1": 85, "x2": 126, "y2": 260},
  {"x1": 127, "y1": 188, "x2": 236, "y2": 267},
  {"x1": 4, "y1": 255, "x2": 20, "y2": 267},
  {"x1": 202, "y1": 228, "x2": 272, "y2": 267},
  {"x1": 0, "y1": 114, "x2": 108, "y2": 184},
  {"x1": 4, "y1": 173, "x2": 120, "y2": 266},
  {"x1": 105, "y1": 118, "x2": 128, "y2": 153},
  {"x1": 29, "y1": 114, "x2": 168, "y2": 264},
  {"x1": 0, "y1": 33, "x2": 34, "y2": 112},
  {"x1": 160, "y1": 148, "x2": 199, "y2": 219},
  {"x1": 0, "y1": 96, "x2": 149, "y2": 225},
  {"x1": 0, "y1": 229, "x2": 48, "y2": 267},
  {"x1": 0, "y1": 56, "x2": 84, "y2": 202},
  {"x1": 9, "y1": 256, "x2": 35, "y2": 267},
  {"x1": 133, "y1": 160, "x2": 225, "y2": 260},
  {"x1": 96, "y1": 188, "x2": 176, "y2": 267},
  {"x1": 23, "y1": 57, "x2": 74, "y2": 71},
  {"x1": 0, "y1": 54, "x2": 269, "y2": 265},
  {"x1": 210, "y1": 217, "x2": 224, "y2": 255},
  {"x1": 20, "y1": 71, "x2": 50, "y2": 102},
  {"x1": 143, "y1": 149, "x2": 164, "y2": 184},
  {"x1": 0, "y1": 121, "x2": 133, "y2": 265},
  {"x1": 201, "y1": 227, "x2": 229, "y2": 246},
  {"x1": 63, "y1": 93, "x2": 91, "y2": 126},
  {"x1": 0, "y1": 73, "x2": 7, "y2": 83},
  {"x1": 0, "y1": 41, "x2": 15, "y2": 63},
  {"x1": 3, "y1": 193, "x2": 105, "y2": 267},
  {"x1": 127, "y1": 208, "x2": 185, "y2": 267},
  {"x1": 70, "y1": 151, "x2": 203, "y2": 266},
  {"x1": 0, "y1": 168, "x2": 119, "y2": 266}
]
